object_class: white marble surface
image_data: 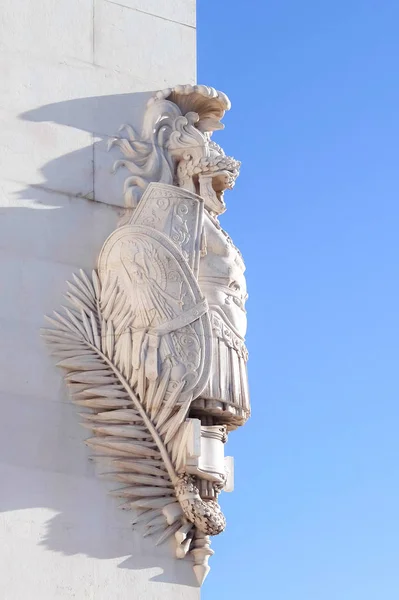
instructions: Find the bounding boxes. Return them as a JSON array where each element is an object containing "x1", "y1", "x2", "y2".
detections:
[
  {"x1": 0, "y1": 0, "x2": 93, "y2": 62},
  {"x1": 0, "y1": 465, "x2": 198, "y2": 599},
  {"x1": 94, "y1": 1, "x2": 196, "y2": 80},
  {"x1": 0, "y1": 0, "x2": 196, "y2": 209},
  {"x1": 111, "y1": 0, "x2": 196, "y2": 27},
  {"x1": 0, "y1": 0, "x2": 199, "y2": 597}
]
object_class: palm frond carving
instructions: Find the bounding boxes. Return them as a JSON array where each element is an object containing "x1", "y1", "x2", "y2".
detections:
[
  {"x1": 43, "y1": 270, "x2": 190, "y2": 543},
  {"x1": 42, "y1": 268, "x2": 223, "y2": 579}
]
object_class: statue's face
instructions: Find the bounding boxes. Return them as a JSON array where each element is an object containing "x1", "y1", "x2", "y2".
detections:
[{"x1": 198, "y1": 138, "x2": 241, "y2": 215}]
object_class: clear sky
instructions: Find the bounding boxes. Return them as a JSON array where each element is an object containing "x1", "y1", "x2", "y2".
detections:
[{"x1": 198, "y1": 2, "x2": 399, "y2": 598}]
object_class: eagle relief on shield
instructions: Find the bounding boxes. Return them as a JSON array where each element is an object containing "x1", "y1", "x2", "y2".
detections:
[{"x1": 43, "y1": 85, "x2": 250, "y2": 585}]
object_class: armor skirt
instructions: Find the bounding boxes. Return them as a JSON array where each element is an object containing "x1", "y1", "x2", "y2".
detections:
[{"x1": 191, "y1": 308, "x2": 250, "y2": 429}]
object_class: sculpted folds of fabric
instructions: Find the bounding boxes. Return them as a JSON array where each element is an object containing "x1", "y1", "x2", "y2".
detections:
[{"x1": 43, "y1": 84, "x2": 250, "y2": 585}]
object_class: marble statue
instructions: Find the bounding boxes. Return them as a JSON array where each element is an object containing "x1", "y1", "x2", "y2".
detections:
[{"x1": 43, "y1": 85, "x2": 250, "y2": 585}]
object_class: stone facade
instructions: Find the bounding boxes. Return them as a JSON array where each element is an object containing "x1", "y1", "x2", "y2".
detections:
[{"x1": 0, "y1": 1, "x2": 200, "y2": 598}]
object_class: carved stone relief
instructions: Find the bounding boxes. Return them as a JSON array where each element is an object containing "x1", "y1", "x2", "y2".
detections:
[{"x1": 43, "y1": 84, "x2": 249, "y2": 585}]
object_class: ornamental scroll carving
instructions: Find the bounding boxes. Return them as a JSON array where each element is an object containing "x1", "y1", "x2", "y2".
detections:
[{"x1": 43, "y1": 85, "x2": 249, "y2": 585}]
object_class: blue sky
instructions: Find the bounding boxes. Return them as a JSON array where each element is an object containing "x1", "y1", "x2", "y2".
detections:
[{"x1": 198, "y1": 1, "x2": 399, "y2": 598}]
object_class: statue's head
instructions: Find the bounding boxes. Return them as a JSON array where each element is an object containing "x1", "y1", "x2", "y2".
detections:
[{"x1": 109, "y1": 85, "x2": 240, "y2": 215}]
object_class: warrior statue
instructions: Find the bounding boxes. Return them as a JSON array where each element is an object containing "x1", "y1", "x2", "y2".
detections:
[{"x1": 43, "y1": 85, "x2": 249, "y2": 585}]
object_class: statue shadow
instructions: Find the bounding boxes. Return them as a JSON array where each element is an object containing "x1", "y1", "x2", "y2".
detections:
[
  {"x1": 15, "y1": 91, "x2": 152, "y2": 209},
  {"x1": 0, "y1": 91, "x2": 197, "y2": 588}
]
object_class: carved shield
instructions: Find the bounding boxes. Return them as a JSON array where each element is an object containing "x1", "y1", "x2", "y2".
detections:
[
  {"x1": 130, "y1": 182, "x2": 205, "y2": 277},
  {"x1": 97, "y1": 184, "x2": 211, "y2": 399}
]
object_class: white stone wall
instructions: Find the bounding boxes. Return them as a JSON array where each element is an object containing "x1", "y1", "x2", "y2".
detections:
[{"x1": 0, "y1": 1, "x2": 199, "y2": 598}]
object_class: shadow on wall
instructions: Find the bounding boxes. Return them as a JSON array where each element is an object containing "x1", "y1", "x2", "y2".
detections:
[
  {"x1": 0, "y1": 92, "x2": 198, "y2": 587},
  {"x1": 15, "y1": 91, "x2": 152, "y2": 208},
  {"x1": 21, "y1": 92, "x2": 151, "y2": 135}
]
